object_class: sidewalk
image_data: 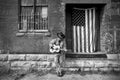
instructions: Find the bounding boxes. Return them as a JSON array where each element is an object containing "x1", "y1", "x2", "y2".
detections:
[
  {"x1": 0, "y1": 70, "x2": 120, "y2": 80},
  {"x1": 19, "y1": 73, "x2": 120, "y2": 80}
]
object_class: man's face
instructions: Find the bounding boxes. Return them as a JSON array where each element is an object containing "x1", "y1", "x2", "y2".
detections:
[{"x1": 60, "y1": 37, "x2": 64, "y2": 40}]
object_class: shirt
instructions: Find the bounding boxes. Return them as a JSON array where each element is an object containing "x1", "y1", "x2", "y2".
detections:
[{"x1": 49, "y1": 38, "x2": 64, "y2": 53}]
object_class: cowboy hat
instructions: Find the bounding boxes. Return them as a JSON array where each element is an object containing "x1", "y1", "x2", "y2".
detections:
[{"x1": 57, "y1": 32, "x2": 65, "y2": 39}]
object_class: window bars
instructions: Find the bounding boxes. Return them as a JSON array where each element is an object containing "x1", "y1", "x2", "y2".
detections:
[
  {"x1": 19, "y1": 0, "x2": 48, "y2": 32},
  {"x1": 72, "y1": 8, "x2": 96, "y2": 53}
]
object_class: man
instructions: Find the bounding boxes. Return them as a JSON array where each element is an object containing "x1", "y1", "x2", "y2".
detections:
[
  {"x1": 49, "y1": 32, "x2": 66, "y2": 77},
  {"x1": 49, "y1": 32, "x2": 66, "y2": 53}
]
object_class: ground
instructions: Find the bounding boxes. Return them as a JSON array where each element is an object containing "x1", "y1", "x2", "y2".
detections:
[{"x1": 0, "y1": 70, "x2": 120, "y2": 80}]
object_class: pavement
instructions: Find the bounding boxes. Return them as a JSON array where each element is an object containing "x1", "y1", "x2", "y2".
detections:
[
  {"x1": 19, "y1": 73, "x2": 120, "y2": 80},
  {"x1": 0, "y1": 71, "x2": 120, "y2": 80}
]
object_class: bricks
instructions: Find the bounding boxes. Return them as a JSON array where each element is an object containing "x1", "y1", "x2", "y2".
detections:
[
  {"x1": 0, "y1": 54, "x2": 120, "y2": 72},
  {"x1": 0, "y1": 54, "x2": 58, "y2": 61},
  {"x1": 113, "y1": 67, "x2": 120, "y2": 71},
  {"x1": 84, "y1": 61, "x2": 94, "y2": 67},
  {"x1": 0, "y1": 54, "x2": 57, "y2": 70},
  {"x1": 104, "y1": 14, "x2": 111, "y2": 23},
  {"x1": 11, "y1": 61, "x2": 52, "y2": 69},
  {"x1": 111, "y1": 15, "x2": 120, "y2": 22},
  {"x1": 119, "y1": 54, "x2": 120, "y2": 59},
  {"x1": 37, "y1": 62, "x2": 52, "y2": 68},
  {"x1": 10, "y1": 61, "x2": 36, "y2": 68},
  {"x1": 26, "y1": 54, "x2": 57, "y2": 61},
  {"x1": 0, "y1": 62, "x2": 10, "y2": 73},
  {"x1": 99, "y1": 67, "x2": 110, "y2": 71},
  {"x1": 108, "y1": 60, "x2": 119, "y2": 67},
  {"x1": 8, "y1": 54, "x2": 25, "y2": 61},
  {"x1": 84, "y1": 68, "x2": 90, "y2": 71},
  {"x1": 64, "y1": 60, "x2": 84, "y2": 67},
  {"x1": 65, "y1": 59, "x2": 120, "y2": 68},
  {"x1": 92, "y1": 68, "x2": 99, "y2": 71},
  {"x1": 94, "y1": 61, "x2": 106, "y2": 67},
  {"x1": 0, "y1": 54, "x2": 8, "y2": 61},
  {"x1": 68, "y1": 68, "x2": 79, "y2": 72}
]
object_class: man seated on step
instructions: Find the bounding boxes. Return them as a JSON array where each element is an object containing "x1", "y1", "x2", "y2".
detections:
[
  {"x1": 49, "y1": 32, "x2": 67, "y2": 77},
  {"x1": 49, "y1": 32, "x2": 66, "y2": 53}
]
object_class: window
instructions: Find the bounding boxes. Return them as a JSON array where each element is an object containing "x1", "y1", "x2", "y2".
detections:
[{"x1": 18, "y1": 0, "x2": 48, "y2": 33}]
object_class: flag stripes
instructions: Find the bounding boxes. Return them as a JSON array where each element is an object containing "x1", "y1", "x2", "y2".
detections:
[{"x1": 72, "y1": 8, "x2": 96, "y2": 53}]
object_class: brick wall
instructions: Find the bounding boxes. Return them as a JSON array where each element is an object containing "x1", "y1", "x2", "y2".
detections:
[
  {"x1": 0, "y1": 0, "x2": 64, "y2": 53},
  {"x1": 0, "y1": 54, "x2": 58, "y2": 73},
  {"x1": 100, "y1": 0, "x2": 120, "y2": 52},
  {"x1": 0, "y1": 53, "x2": 120, "y2": 73}
]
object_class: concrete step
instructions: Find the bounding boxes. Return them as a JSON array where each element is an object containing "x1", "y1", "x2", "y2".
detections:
[{"x1": 64, "y1": 59, "x2": 120, "y2": 68}]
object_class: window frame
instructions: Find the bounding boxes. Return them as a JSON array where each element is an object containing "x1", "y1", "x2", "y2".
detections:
[
  {"x1": 65, "y1": 4, "x2": 101, "y2": 53},
  {"x1": 18, "y1": 0, "x2": 48, "y2": 33}
]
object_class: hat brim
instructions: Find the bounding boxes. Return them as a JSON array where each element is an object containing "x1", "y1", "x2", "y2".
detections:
[{"x1": 57, "y1": 32, "x2": 65, "y2": 39}]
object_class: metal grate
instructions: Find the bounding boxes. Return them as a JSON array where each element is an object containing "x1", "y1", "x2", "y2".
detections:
[{"x1": 19, "y1": 0, "x2": 48, "y2": 32}]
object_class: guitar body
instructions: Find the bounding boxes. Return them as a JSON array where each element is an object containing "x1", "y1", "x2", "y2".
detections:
[{"x1": 50, "y1": 45, "x2": 61, "y2": 53}]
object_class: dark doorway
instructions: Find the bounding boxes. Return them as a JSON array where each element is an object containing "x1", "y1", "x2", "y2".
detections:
[{"x1": 65, "y1": 4, "x2": 105, "y2": 53}]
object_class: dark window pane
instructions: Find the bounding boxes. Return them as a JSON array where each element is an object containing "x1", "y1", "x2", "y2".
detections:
[
  {"x1": 21, "y1": 7, "x2": 33, "y2": 15},
  {"x1": 19, "y1": 0, "x2": 48, "y2": 31},
  {"x1": 21, "y1": 0, "x2": 34, "y2": 6},
  {"x1": 35, "y1": 7, "x2": 48, "y2": 30},
  {"x1": 35, "y1": 7, "x2": 42, "y2": 30},
  {"x1": 20, "y1": 7, "x2": 34, "y2": 30},
  {"x1": 36, "y1": 0, "x2": 47, "y2": 5}
]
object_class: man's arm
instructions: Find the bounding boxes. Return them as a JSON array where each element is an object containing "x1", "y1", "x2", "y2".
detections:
[
  {"x1": 49, "y1": 39, "x2": 56, "y2": 47},
  {"x1": 60, "y1": 41, "x2": 67, "y2": 51}
]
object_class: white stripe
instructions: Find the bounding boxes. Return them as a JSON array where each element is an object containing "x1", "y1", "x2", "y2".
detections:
[
  {"x1": 81, "y1": 26, "x2": 85, "y2": 52},
  {"x1": 77, "y1": 26, "x2": 81, "y2": 52},
  {"x1": 93, "y1": 8, "x2": 96, "y2": 52},
  {"x1": 85, "y1": 10, "x2": 89, "y2": 53},
  {"x1": 73, "y1": 26, "x2": 77, "y2": 53},
  {"x1": 89, "y1": 9, "x2": 93, "y2": 52}
]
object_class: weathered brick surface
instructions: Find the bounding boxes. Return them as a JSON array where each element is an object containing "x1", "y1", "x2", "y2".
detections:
[
  {"x1": 99, "y1": 67, "x2": 111, "y2": 71},
  {"x1": 119, "y1": 54, "x2": 120, "y2": 59},
  {"x1": 64, "y1": 60, "x2": 84, "y2": 67},
  {"x1": 36, "y1": 61, "x2": 52, "y2": 68},
  {"x1": 8, "y1": 54, "x2": 25, "y2": 61},
  {"x1": 94, "y1": 60, "x2": 107, "y2": 67},
  {"x1": 10, "y1": 61, "x2": 36, "y2": 68},
  {"x1": 108, "y1": 60, "x2": 120, "y2": 67},
  {"x1": 113, "y1": 67, "x2": 120, "y2": 71},
  {"x1": 92, "y1": 67, "x2": 99, "y2": 71},
  {"x1": 26, "y1": 54, "x2": 58, "y2": 62},
  {"x1": 111, "y1": 15, "x2": 120, "y2": 22},
  {"x1": 84, "y1": 68, "x2": 90, "y2": 71},
  {"x1": 0, "y1": 54, "x2": 8, "y2": 61},
  {"x1": 0, "y1": 54, "x2": 58, "y2": 70},
  {"x1": 10, "y1": 61, "x2": 54, "y2": 69},
  {"x1": 100, "y1": 0, "x2": 120, "y2": 52},
  {"x1": 84, "y1": 61, "x2": 94, "y2": 67},
  {"x1": 67, "y1": 68, "x2": 79, "y2": 72},
  {"x1": 65, "y1": 59, "x2": 120, "y2": 68},
  {"x1": 0, "y1": 62, "x2": 10, "y2": 73},
  {"x1": 107, "y1": 54, "x2": 119, "y2": 59}
]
